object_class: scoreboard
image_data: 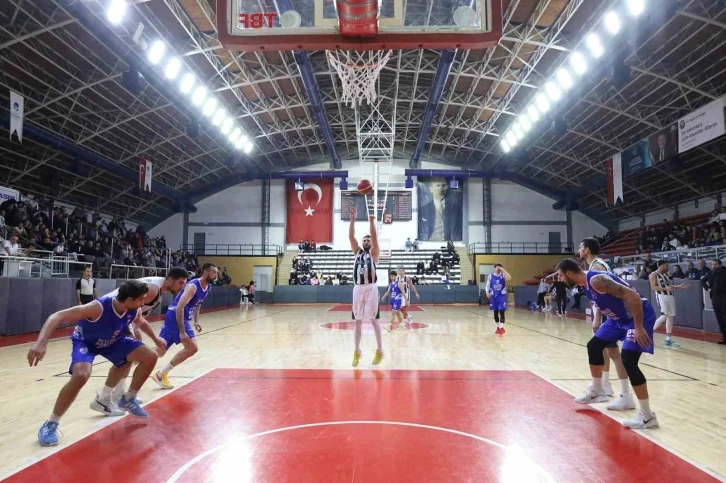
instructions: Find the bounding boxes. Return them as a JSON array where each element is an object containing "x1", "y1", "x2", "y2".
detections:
[{"x1": 340, "y1": 191, "x2": 412, "y2": 221}]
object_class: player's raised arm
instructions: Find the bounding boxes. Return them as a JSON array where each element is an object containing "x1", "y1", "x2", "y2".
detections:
[
  {"x1": 590, "y1": 274, "x2": 650, "y2": 348},
  {"x1": 28, "y1": 302, "x2": 103, "y2": 366},
  {"x1": 369, "y1": 214, "x2": 379, "y2": 263},
  {"x1": 500, "y1": 267, "x2": 512, "y2": 281},
  {"x1": 349, "y1": 207, "x2": 360, "y2": 254}
]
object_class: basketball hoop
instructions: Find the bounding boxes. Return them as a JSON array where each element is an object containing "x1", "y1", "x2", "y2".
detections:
[{"x1": 326, "y1": 50, "x2": 392, "y2": 106}]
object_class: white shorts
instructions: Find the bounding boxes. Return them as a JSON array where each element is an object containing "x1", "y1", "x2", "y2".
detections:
[
  {"x1": 656, "y1": 294, "x2": 676, "y2": 316},
  {"x1": 352, "y1": 283, "x2": 379, "y2": 321},
  {"x1": 400, "y1": 293, "x2": 408, "y2": 308}
]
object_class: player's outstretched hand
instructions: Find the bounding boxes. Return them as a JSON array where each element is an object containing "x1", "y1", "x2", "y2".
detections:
[
  {"x1": 27, "y1": 341, "x2": 47, "y2": 367},
  {"x1": 154, "y1": 337, "x2": 167, "y2": 351},
  {"x1": 350, "y1": 207, "x2": 357, "y2": 218},
  {"x1": 369, "y1": 215, "x2": 375, "y2": 222},
  {"x1": 633, "y1": 327, "x2": 652, "y2": 348}
]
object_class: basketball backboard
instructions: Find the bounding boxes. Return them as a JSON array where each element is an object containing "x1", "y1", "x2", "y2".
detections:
[{"x1": 217, "y1": 0, "x2": 501, "y2": 51}]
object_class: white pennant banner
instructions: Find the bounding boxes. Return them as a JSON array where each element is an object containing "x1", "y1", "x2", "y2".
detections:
[
  {"x1": 612, "y1": 152, "x2": 623, "y2": 204},
  {"x1": 9, "y1": 90, "x2": 24, "y2": 143}
]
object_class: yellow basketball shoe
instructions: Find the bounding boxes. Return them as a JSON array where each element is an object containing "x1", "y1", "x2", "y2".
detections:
[
  {"x1": 152, "y1": 371, "x2": 174, "y2": 389},
  {"x1": 352, "y1": 351, "x2": 362, "y2": 367},
  {"x1": 372, "y1": 349, "x2": 384, "y2": 365}
]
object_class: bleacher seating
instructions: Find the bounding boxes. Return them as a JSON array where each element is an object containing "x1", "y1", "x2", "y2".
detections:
[
  {"x1": 523, "y1": 268, "x2": 556, "y2": 286},
  {"x1": 287, "y1": 249, "x2": 462, "y2": 285},
  {"x1": 602, "y1": 213, "x2": 713, "y2": 257}
]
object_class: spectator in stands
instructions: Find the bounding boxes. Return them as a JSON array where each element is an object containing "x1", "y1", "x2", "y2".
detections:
[
  {"x1": 697, "y1": 259, "x2": 711, "y2": 279},
  {"x1": 0, "y1": 209, "x2": 5, "y2": 237},
  {"x1": 311, "y1": 275, "x2": 319, "y2": 286},
  {"x1": 245, "y1": 281, "x2": 256, "y2": 304},
  {"x1": 684, "y1": 261, "x2": 699, "y2": 280},
  {"x1": 703, "y1": 259, "x2": 726, "y2": 344},
  {"x1": 446, "y1": 240, "x2": 455, "y2": 253},
  {"x1": 1, "y1": 232, "x2": 21, "y2": 276},
  {"x1": 671, "y1": 265, "x2": 686, "y2": 279},
  {"x1": 298, "y1": 240, "x2": 304, "y2": 253},
  {"x1": 643, "y1": 254, "x2": 657, "y2": 272},
  {"x1": 219, "y1": 268, "x2": 232, "y2": 286},
  {"x1": 405, "y1": 238, "x2": 413, "y2": 252},
  {"x1": 432, "y1": 250, "x2": 441, "y2": 263},
  {"x1": 75, "y1": 266, "x2": 97, "y2": 305},
  {"x1": 412, "y1": 239, "x2": 419, "y2": 251},
  {"x1": 639, "y1": 267, "x2": 652, "y2": 280},
  {"x1": 310, "y1": 240, "x2": 316, "y2": 251},
  {"x1": 324, "y1": 276, "x2": 333, "y2": 286},
  {"x1": 416, "y1": 261, "x2": 425, "y2": 275}
]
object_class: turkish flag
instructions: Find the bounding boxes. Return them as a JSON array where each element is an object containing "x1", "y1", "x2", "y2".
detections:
[{"x1": 286, "y1": 178, "x2": 334, "y2": 243}]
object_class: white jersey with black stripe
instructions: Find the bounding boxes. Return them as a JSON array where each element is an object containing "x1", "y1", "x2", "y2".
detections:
[
  {"x1": 104, "y1": 277, "x2": 165, "y2": 316},
  {"x1": 589, "y1": 258, "x2": 611, "y2": 272}
]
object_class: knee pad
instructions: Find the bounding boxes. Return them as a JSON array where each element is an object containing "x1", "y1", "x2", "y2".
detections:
[
  {"x1": 586, "y1": 337, "x2": 608, "y2": 365},
  {"x1": 621, "y1": 350, "x2": 646, "y2": 386}
]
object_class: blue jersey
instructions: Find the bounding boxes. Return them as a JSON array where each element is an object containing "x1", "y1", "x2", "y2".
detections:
[
  {"x1": 71, "y1": 295, "x2": 139, "y2": 349},
  {"x1": 489, "y1": 273, "x2": 506, "y2": 296},
  {"x1": 584, "y1": 270, "x2": 651, "y2": 325},
  {"x1": 390, "y1": 280, "x2": 403, "y2": 299},
  {"x1": 164, "y1": 279, "x2": 211, "y2": 327}
]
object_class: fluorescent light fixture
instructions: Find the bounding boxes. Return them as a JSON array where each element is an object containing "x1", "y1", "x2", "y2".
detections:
[
  {"x1": 229, "y1": 128, "x2": 242, "y2": 143},
  {"x1": 556, "y1": 68, "x2": 573, "y2": 90},
  {"x1": 514, "y1": 129, "x2": 524, "y2": 142},
  {"x1": 604, "y1": 11, "x2": 621, "y2": 34},
  {"x1": 501, "y1": 139, "x2": 511, "y2": 153},
  {"x1": 569, "y1": 51, "x2": 587, "y2": 75},
  {"x1": 535, "y1": 93, "x2": 550, "y2": 113},
  {"x1": 180, "y1": 73, "x2": 195, "y2": 94},
  {"x1": 627, "y1": 0, "x2": 645, "y2": 17},
  {"x1": 545, "y1": 81, "x2": 562, "y2": 101},
  {"x1": 527, "y1": 104, "x2": 540, "y2": 123},
  {"x1": 520, "y1": 116, "x2": 532, "y2": 132},
  {"x1": 106, "y1": 0, "x2": 128, "y2": 25},
  {"x1": 148, "y1": 40, "x2": 165, "y2": 64},
  {"x1": 212, "y1": 108, "x2": 226, "y2": 126},
  {"x1": 192, "y1": 86, "x2": 207, "y2": 106},
  {"x1": 243, "y1": 141, "x2": 253, "y2": 154},
  {"x1": 202, "y1": 97, "x2": 217, "y2": 117},
  {"x1": 512, "y1": 121, "x2": 523, "y2": 135},
  {"x1": 164, "y1": 58, "x2": 181, "y2": 80},
  {"x1": 586, "y1": 33, "x2": 604, "y2": 58},
  {"x1": 505, "y1": 130, "x2": 517, "y2": 147},
  {"x1": 220, "y1": 116, "x2": 234, "y2": 135}
]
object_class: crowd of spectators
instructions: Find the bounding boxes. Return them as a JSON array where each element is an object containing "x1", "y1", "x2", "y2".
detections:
[
  {"x1": 631, "y1": 256, "x2": 712, "y2": 281},
  {"x1": 0, "y1": 195, "x2": 178, "y2": 276},
  {"x1": 415, "y1": 249, "x2": 460, "y2": 277},
  {"x1": 632, "y1": 208, "x2": 726, "y2": 254}
]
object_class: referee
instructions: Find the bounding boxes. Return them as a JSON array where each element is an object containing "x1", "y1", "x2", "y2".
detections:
[
  {"x1": 76, "y1": 265, "x2": 97, "y2": 305},
  {"x1": 703, "y1": 259, "x2": 726, "y2": 345}
]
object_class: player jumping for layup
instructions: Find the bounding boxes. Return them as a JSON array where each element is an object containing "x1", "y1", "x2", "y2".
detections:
[
  {"x1": 28, "y1": 281, "x2": 158, "y2": 446},
  {"x1": 349, "y1": 207, "x2": 383, "y2": 366},
  {"x1": 578, "y1": 238, "x2": 634, "y2": 411},
  {"x1": 558, "y1": 258, "x2": 659, "y2": 429},
  {"x1": 152, "y1": 263, "x2": 218, "y2": 389},
  {"x1": 487, "y1": 264, "x2": 511, "y2": 334},
  {"x1": 90, "y1": 268, "x2": 189, "y2": 416}
]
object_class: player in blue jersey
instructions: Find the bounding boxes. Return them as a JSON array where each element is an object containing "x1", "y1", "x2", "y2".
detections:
[
  {"x1": 27, "y1": 280, "x2": 158, "y2": 446},
  {"x1": 151, "y1": 263, "x2": 218, "y2": 389},
  {"x1": 557, "y1": 258, "x2": 659, "y2": 429},
  {"x1": 486, "y1": 264, "x2": 512, "y2": 334},
  {"x1": 381, "y1": 270, "x2": 407, "y2": 331}
]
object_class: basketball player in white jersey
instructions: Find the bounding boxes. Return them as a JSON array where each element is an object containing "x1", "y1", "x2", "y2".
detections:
[
  {"x1": 397, "y1": 267, "x2": 420, "y2": 327},
  {"x1": 89, "y1": 268, "x2": 189, "y2": 416},
  {"x1": 578, "y1": 238, "x2": 634, "y2": 410},
  {"x1": 649, "y1": 260, "x2": 688, "y2": 347},
  {"x1": 349, "y1": 207, "x2": 383, "y2": 366}
]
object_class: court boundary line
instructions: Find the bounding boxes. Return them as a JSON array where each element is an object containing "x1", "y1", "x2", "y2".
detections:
[
  {"x1": 462, "y1": 307, "x2": 701, "y2": 382},
  {"x1": 164, "y1": 420, "x2": 557, "y2": 483},
  {"x1": 537, "y1": 374, "x2": 726, "y2": 482},
  {"x1": 0, "y1": 367, "x2": 217, "y2": 482}
]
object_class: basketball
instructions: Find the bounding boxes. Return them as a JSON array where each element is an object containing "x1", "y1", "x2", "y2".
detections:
[{"x1": 357, "y1": 179, "x2": 373, "y2": 195}]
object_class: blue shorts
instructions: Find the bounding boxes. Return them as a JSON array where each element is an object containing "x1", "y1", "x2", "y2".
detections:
[
  {"x1": 489, "y1": 294, "x2": 507, "y2": 311},
  {"x1": 69, "y1": 337, "x2": 143, "y2": 374},
  {"x1": 159, "y1": 322, "x2": 195, "y2": 348},
  {"x1": 390, "y1": 297, "x2": 402, "y2": 311},
  {"x1": 594, "y1": 311, "x2": 656, "y2": 354}
]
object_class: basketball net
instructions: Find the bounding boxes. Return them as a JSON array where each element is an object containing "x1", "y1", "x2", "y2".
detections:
[{"x1": 326, "y1": 50, "x2": 392, "y2": 107}]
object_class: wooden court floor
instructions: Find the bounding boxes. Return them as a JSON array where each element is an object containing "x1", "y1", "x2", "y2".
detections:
[{"x1": 1, "y1": 304, "x2": 725, "y2": 481}]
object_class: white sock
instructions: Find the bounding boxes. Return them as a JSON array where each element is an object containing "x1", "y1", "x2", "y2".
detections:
[
  {"x1": 111, "y1": 378, "x2": 126, "y2": 397},
  {"x1": 639, "y1": 398, "x2": 652, "y2": 418},
  {"x1": 619, "y1": 379, "x2": 631, "y2": 396},
  {"x1": 665, "y1": 334, "x2": 672, "y2": 341},
  {"x1": 498, "y1": 322, "x2": 504, "y2": 328},
  {"x1": 49, "y1": 414, "x2": 61, "y2": 423},
  {"x1": 125, "y1": 389, "x2": 138, "y2": 400},
  {"x1": 591, "y1": 377, "x2": 603, "y2": 394},
  {"x1": 160, "y1": 362, "x2": 174, "y2": 375},
  {"x1": 602, "y1": 371, "x2": 610, "y2": 385},
  {"x1": 99, "y1": 385, "x2": 114, "y2": 399}
]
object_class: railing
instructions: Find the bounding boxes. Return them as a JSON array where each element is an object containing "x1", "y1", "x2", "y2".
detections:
[
  {"x1": 468, "y1": 242, "x2": 574, "y2": 255},
  {"x1": 179, "y1": 244, "x2": 283, "y2": 256},
  {"x1": 110, "y1": 264, "x2": 171, "y2": 279},
  {"x1": 615, "y1": 244, "x2": 726, "y2": 268},
  {"x1": 1, "y1": 255, "x2": 91, "y2": 278}
]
